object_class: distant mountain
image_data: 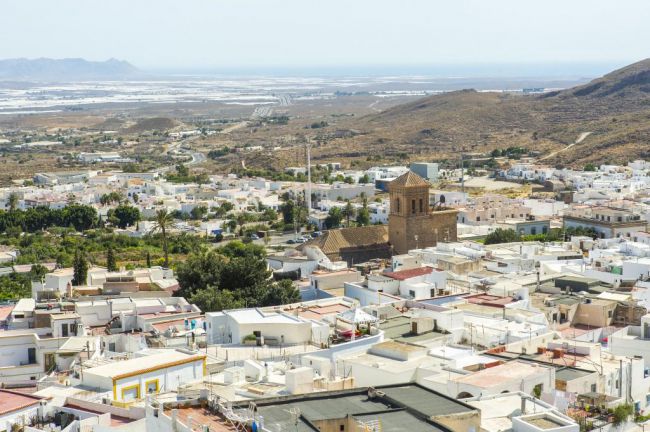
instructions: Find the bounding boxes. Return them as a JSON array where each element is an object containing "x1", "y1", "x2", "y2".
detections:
[
  {"x1": 0, "y1": 57, "x2": 140, "y2": 81},
  {"x1": 312, "y1": 58, "x2": 650, "y2": 167}
]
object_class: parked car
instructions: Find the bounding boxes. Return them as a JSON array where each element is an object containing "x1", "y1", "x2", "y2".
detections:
[
  {"x1": 250, "y1": 234, "x2": 259, "y2": 240},
  {"x1": 311, "y1": 231, "x2": 322, "y2": 238},
  {"x1": 287, "y1": 239, "x2": 296, "y2": 244}
]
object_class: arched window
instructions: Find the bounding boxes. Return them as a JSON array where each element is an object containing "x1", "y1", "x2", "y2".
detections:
[
  {"x1": 419, "y1": 198, "x2": 423, "y2": 213},
  {"x1": 411, "y1": 199, "x2": 416, "y2": 214},
  {"x1": 396, "y1": 198, "x2": 400, "y2": 213},
  {"x1": 440, "y1": 195, "x2": 446, "y2": 204}
]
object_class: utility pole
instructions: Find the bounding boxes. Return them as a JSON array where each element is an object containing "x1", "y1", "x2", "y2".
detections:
[
  {"x1": 459, "y1": 150, "x2": 465, "y2": 194},
  {"x1": 306, "y1": 142, "x2": 312, "y2": 220}
]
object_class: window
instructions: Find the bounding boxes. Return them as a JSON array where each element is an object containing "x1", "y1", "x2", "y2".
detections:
[
  {"x1": 340, "y1": 425, "x2": 345, "y2": 431},
  {"x1": 419, "y1": 198, "x2": 423, "y2": 213},
  {"x1": 62, "y1": 323, "x2": 69, "y2": 337},
  {"x1": 531, "y1": 227, "x2": 537, "y2": 235},
  {"x1": 409, "y1": 290, "x2": 416, "y2": 298},
  {"x1": 396, "y1": 198, "x2": 400, "y2": 213},
  {"x1": 146, "y1": 379, "x2": 159, "y2": 395},
  {"x1": 122, "y1": 384, "x2": 140, "y2": 401},
  {"x1": 27, "y1": 347, "x2": 36, "y2": 364},
  {"x1": 44, "y1": 353, "x2": 55, "y2": 372},
  {"x1": 411, "y1": 199, "x2": 416, "y2": 214}
]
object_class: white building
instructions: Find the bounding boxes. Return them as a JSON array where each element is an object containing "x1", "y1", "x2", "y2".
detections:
[{"x1": 81, "y1": 350, "x2": 206, "y2": 402}]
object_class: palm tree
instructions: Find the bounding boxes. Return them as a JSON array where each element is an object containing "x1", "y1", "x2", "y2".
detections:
[
  {"x1": 343, "y1": 200, "x2": 355, "y2": 227},
  {"x1": 151, "y1": 209, "x2": 174, "y2": 267}
]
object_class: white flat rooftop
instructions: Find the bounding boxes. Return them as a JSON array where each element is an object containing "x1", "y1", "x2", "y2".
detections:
[
  {"x1": 83, "y1": 350, "x2": 203, "y2": 379},
  {"x1": 226, "y1": 308, "x2": 304, "y2": 325}
]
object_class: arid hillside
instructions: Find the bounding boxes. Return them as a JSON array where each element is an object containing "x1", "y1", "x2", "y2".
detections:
[{"x1": 324, "y1": 58, "x2": 650, "y2": 167}]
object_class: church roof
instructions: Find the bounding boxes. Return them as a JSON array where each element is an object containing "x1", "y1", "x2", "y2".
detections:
[
  {"x1": 390, "y1": 171, "x2": 430, "y2": 188},
  {"x1": 300, "y1": 225, "x2": 389, "y2": 255}
]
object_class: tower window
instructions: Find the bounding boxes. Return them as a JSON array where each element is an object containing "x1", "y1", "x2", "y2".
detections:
[
  {"x1": 419, "y1": 199, "x2": 423, "y2": 213},
  {"x1": 396, "y1": 198, "x2": 400, "y2": 213},
  {"x1": 411, "y1": 200, "x2": 416, "y2": 214}
]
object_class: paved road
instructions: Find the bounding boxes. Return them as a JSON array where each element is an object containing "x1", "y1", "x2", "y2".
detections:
[{"x1": 154, "y1": 136, "x2": 206, "y2": 174}]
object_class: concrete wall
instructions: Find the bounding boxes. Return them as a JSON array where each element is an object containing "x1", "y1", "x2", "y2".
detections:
[
  {"x1": 512, "y1": 413, "x2": 578, "y2": 432},
  {"x1": 609, "y1": 326, "x2": 650, "y2": 367},
  {"x1": 0, "y1": 404, "x2": 40, "y2": 432},
  {"x1": 344, "y1": 283, "x2": 401, "y2": 307}
]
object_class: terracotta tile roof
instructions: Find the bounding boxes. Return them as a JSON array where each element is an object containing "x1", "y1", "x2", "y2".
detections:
[
  {"x1": 166, "y1": 406, "x2": 237, "y2": 432},
  {"x1": 389, "y1": 171, "x2": 430, "y2": 188},
  {"x1": 0, "y1": 389, "x2": 44, "y2": 416},
  {"x1": 383, "y1": 267, "x2": 434, "y2": 281},
  {"x1": 0, "y1": 305, "x2": 14, "y2": 322},
  {"x1": 301, "y1": 225, "x2": 389, "y2": 255}
]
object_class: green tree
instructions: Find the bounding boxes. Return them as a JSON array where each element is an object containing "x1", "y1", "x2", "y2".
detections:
[
  {"x1": 261, "y1": 207, "x2": 278, "y2": 222},
  {"x1": 280, "y1": 200, "x2": 295, "y2": 224},
  {"x1": 109, "y1": 204, "x2": 140, "y2": 229},
  {"x1": 29, "y1": 264, "x2": 49, "y2": 282},
  {"x1": 175, "y1": 163, "x2": 189, "y2": 178},
  {"x1": 214, "y1": 201, "x2": 234, "y2": 217},
  {"x1": 146, "y1": 251, "x2": 152, "y2": 268},
  {"x1": 151, "y1": 209, "x2": 174, "y2": 267},
  {"x1": 226, "y1": 219, "x2": 237, "y2": 233},
  {"x1": 189, "y1": 286, "x2": 244, "y2": 312},
  {"x1": 0, "y1": 274, "x2": 31, "y2": 300},
  {"x1": 106, "y1": 247, "x2": 118, "y2": 272},
  {"x1": 325, "y1": 207, "x2": 343, "y2": 229},
  {"x1": 359, "y1": 174, "x2": 371, "y2": 184},
  {"x1": 190, "y1": 205, "x2": 208, "y2": 220},
  {"x1": 484, "y1": 228, "x2": 521, "y2": 245},
  {"x1": 356, "y1": 206, "x2": 370, "y2": 226},
  {"x1": 100, "y1": 192, "x2": 124, "y2": 206},
  {"x1": 176, "y1": 247, "x2": 296, "y2": 310},
  {"x1": 343, "y1": 201, "x2": 355, "y2": 227},
  {"x1": 263, "y1": 279, "x2": 301, "y2": 306},
  {"x1": 217, "y1": 240, "x2": 266, "y2": 259},
  {"x1": 72, "y1": 249, "x2": 89, "y2": 286},
  {"x1": 583, "y1": 163, "x2": 597, "y2": 172},
  {"x1": 175, "y1": 249, "x2": 226, "y2": 297},
  {"x1": 7, "y1": 193, "x2": 19, "y2": 212},
  {"x1": 62, "y1": 204, "x2": 97, "y2": 231}
]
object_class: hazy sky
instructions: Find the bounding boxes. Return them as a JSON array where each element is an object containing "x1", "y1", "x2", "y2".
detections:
[{"x1": 2, "y1": 0, "x2": 649, "y2": 74}]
